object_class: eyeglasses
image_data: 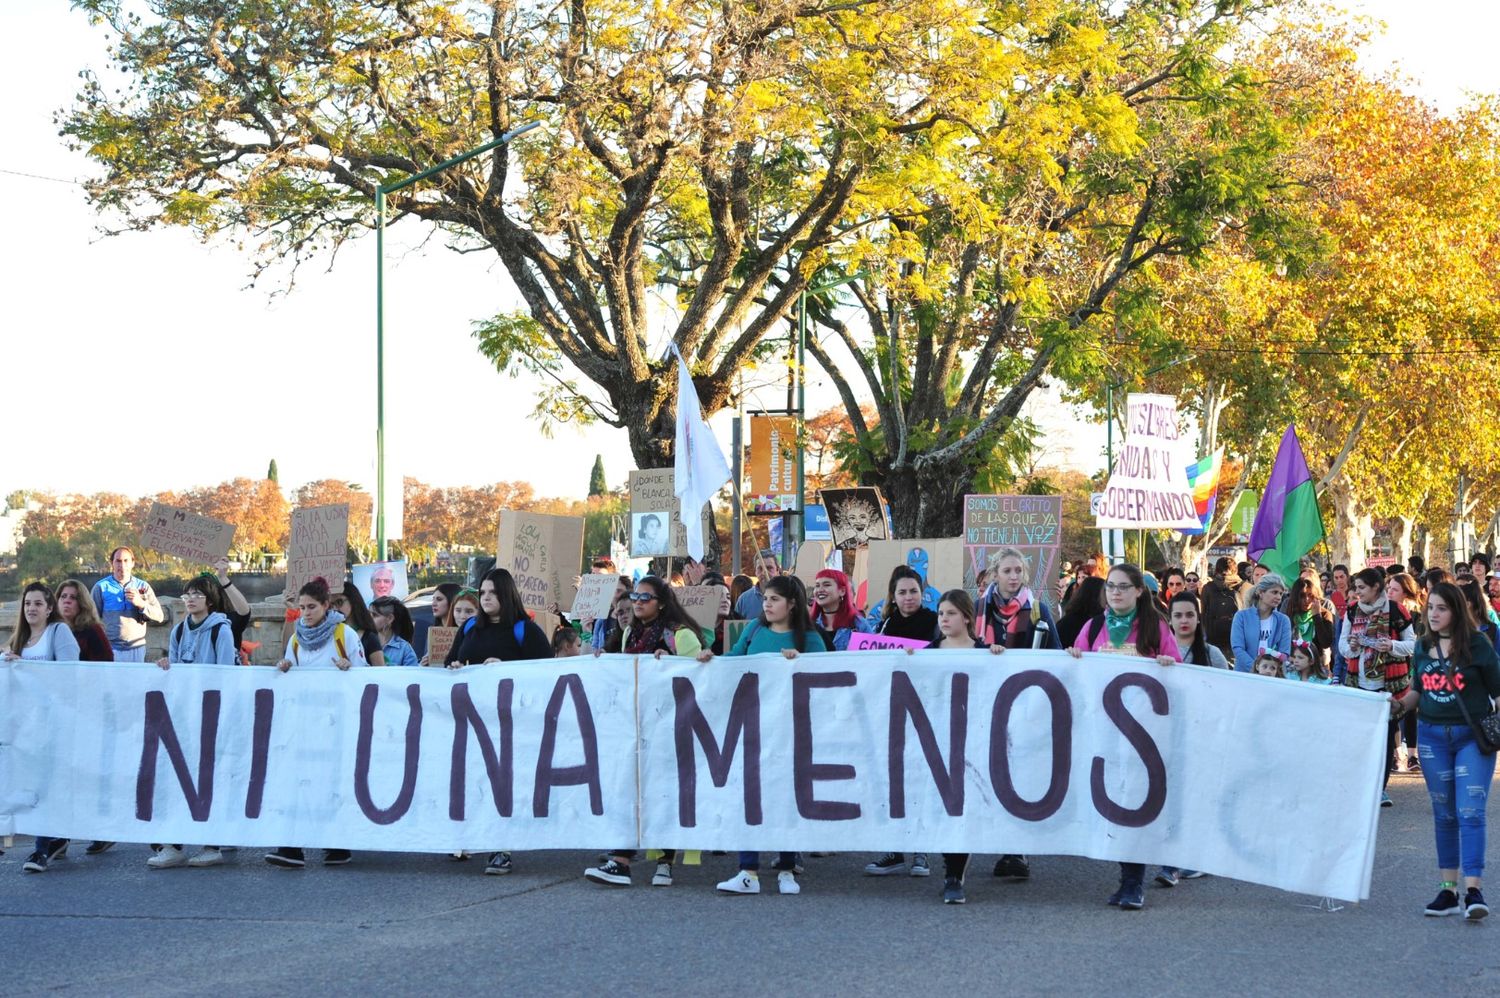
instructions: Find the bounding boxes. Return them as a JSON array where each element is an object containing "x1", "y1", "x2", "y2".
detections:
[
  {"x1": 628, "y1": 593, "x2": 658, "y2": 603},
  {"x1": 1104, "y1": 582, "x2": 1137, "y2": 593},
  {"x1": 1185, "y1": 576, "x2": 1199, "y2": 583},
  {"x1": 182, "y1": 592, "x2": 205, "y2": 600}
]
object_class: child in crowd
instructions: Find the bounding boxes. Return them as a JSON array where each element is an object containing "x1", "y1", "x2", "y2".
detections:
[
  {"x1": 1286, "y1": 641, "x2": 1333, "y2": 684},
  {"x1": 552, "y1": 626, "x2": 582, "y2": 657},
  {"x1": 1254, "y1": 651, "x2": 1286, "y2": 678}
]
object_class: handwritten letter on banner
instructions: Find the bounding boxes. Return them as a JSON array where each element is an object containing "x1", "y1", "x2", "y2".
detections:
[{"x1": 2, "y1": 654, "x2": 1386, "y2": 900}]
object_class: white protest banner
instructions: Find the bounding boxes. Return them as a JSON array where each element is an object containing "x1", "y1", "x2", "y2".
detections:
[
  {"x1": 140, "y1": 501, "x2": 236, "y2": 565},
  {"x1": 638, "y1": 650, "x2": 1388, "y2": 900},
  {"x1": 1, "y1": 659, "x2": 637, "y2": 851},
  {"x1": 1095, "y1": 393, "x2": 1200, "y2": 529},
  {"x1": 570, "y1": 574, "x2": 619, "y2": 619},
  {"x1": 286, "y1": 504, "x2": 349, "y2": 596}
]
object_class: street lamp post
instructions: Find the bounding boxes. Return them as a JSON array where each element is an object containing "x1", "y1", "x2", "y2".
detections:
[{"x1": 374, "y1": 120, "x2": 541, "y2": 558}]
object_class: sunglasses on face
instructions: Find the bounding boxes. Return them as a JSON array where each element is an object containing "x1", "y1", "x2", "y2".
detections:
[{"x1": 628, "y1": 593, "x2": 658, "y2": 603}]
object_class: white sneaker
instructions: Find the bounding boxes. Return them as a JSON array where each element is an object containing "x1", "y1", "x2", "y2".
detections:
[
  {"x1": 778, "y1": 870, "x2": 801, "y2": 895},
  {"x1": 651, "y1": 862, "x2": 673, "y2": 887},
  {"x1": 187, "y1": 847, "x2": 224, "y2": 868},
  {"x1": 147, "y1": 845, "x2": 188, "y2": 869},
  {"x1": 716, "y1": 871, "x2": 760, "y2": 894},
  {"x1": 910, "y1": 853, "x2": 931, "y2": 877}
]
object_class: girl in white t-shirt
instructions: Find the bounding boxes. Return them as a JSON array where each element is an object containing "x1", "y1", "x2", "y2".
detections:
[{"x1": 8, "y1": 583, "x2": 82, "y2": 874}]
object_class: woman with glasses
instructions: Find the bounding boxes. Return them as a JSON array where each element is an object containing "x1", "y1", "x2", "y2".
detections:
[
  {"x1": 369, "y1": 596, "x2": 419, "y2": 666},
  {"x1": 150, "y1": 574, "x2": 239, "y2": 870},
  {"x1": 1066, "y1": 563, "x2": 1180, "y2": 910},
  {"x1": 583, "y1": 576, "x2": 706, "y2": 888},
  {"x1": 1183, "y1": 572, "x2": 1200, "y2": 594},
  {"x1": 332, "y1": 582, "x2": 387, "y2": 666},
  {"x1": 1230, "y1": 573, "x2": 1292, "y2": 673}
]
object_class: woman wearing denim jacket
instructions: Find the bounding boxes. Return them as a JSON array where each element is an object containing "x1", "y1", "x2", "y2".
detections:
[
  {"x1": 1230, "y1": 573, "x2": 1291, "y2": 672},
  {"x1": 1388, "y1": 582, "x2": 1500, "y2": 921}
]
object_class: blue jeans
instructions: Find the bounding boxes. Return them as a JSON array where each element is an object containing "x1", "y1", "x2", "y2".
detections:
[
  {"x1": 738, "y1": 851, "x2": 797, "y2": 872},
  {"x1": 1418, "y1": 720, "x2": 1497, "y2": 878}
]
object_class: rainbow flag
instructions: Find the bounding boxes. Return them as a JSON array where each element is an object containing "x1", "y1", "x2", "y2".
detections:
[{"x1": 1178, "y1": 450, "x2": 1223, "y2": 536}]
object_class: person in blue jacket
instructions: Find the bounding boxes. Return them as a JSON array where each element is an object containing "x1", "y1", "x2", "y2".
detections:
[{"x1": 1231, "y1": 573, "x2": 1291, "y2": 672}]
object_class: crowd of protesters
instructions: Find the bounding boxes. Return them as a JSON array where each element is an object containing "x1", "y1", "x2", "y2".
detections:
[{"x1": 6, "y1": 543, "x2": 1498, "y2": 920}]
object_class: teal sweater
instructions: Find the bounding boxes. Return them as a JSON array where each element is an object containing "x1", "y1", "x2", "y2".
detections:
[{"x1": 729, "y1": 622, "x2": 824, "y2": 656}]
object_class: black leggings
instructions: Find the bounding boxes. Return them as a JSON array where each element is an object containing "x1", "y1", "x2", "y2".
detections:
[
  {"x1": 942, "y1": 854, "x2": 970, "y2": 880},
  {"x1": 1383, "y1": 719, "x2": 1399, "y2": 790}
]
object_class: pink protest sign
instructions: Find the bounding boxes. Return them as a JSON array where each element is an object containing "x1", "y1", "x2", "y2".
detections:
[{"x1": 848, "y1": 631, "x2": 929, "y2": 652}]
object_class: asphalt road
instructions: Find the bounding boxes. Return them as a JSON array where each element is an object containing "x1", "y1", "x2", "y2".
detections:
[{"x1": 2, "y1": 770, "x2": 1498, "y2": 997}]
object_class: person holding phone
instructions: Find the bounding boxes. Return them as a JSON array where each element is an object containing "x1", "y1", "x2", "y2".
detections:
[{"x1": 90, "y1": 546, "x2": 164, "y2": 662}]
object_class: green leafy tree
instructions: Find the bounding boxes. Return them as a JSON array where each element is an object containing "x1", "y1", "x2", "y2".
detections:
[
  {"x1": 18, "y1": 536, "x2": 75, "y2": 582},
  {"x1": 588, "y1": 456, "x2": 607, "y2": 498},
  {"x1": 267, "y1": 459, "x2": 279, "y2": 484}
]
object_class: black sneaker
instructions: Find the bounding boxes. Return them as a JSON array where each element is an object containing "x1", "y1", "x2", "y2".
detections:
[
  {"x1": 1106, "y1": 888, "x2": 1123, "y2": 906},
  {"x1": 1155, "y1": 867, "x2": 1180, "y2": 888},
  {"x1": 265, "y1": 848, "x2": 305, "y2": 868},
  {"x1": 942, "y1": 877, "x2": 966, "y2": 904},
  {"x1": 992, "y1": 854, "x2": 1030, "y2": 880},
  {"x1": 45, "y1": 839, "x2": 70, "y2": 863},
  {"x1": 1117, "y1": 882, "x2": 1145, "y2": 910},
  {"x1": 485, "y1": 852, "x2": 513, "y2": 876},
  {"x1": 85, "y1": 841, "x2": 115, "y2": 856},
  {"x1": 22, "y1": 851, "x2": 48, "y2": 873},
  {"x1": 584, "y1": 858, "x2": 631, "y2": 886},
  {"x1": 1424, "y1": 888, "x2": 1462, "y2": 916},
  {"x1": 1465, "y1": 887, "x2": 1489, "y2": 920},
  {"x1": 863, "y1": 853, "x2": 906, "y2": 876},
  {"x1": 322, "y1": 849, "x2": 352, "y2": 866}
]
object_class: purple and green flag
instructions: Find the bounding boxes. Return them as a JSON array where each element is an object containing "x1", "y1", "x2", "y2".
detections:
[{"x1": 1248, "y1": 424, "x2": 1324, "y2": 579}]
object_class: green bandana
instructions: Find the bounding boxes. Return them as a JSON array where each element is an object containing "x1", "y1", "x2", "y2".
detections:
[
  {"x1": 1104, "y1": 607, "x2": 1137, "y2": 649},
  {"x1": 1294, "y1": 611, "x2": 1315, "y2": 642}
]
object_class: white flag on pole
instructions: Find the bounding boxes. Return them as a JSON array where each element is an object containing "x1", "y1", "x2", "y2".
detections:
[{"x1": 672, "y1": 345, "x2": 731, "y2": 560}]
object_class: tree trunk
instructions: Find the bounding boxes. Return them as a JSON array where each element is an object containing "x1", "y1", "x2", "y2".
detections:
[
  {"x1": 1323, "y1": 478, "x2": 1372, "y2": 566},
  {"x1": 1392, "y1": 516, "x2": 1416, "y2": 565}
]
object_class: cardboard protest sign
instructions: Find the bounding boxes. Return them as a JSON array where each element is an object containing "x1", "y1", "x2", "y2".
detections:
[
  {"x1": 496, "y1": 510, "x2": 585, "y2": 613},
  {"x1": 286, "y1": 504, "x2": 349, "y2": 597},
  {"x1": 140, "y1": 501, "x2": 236, "y2": 565},
  {"x1": 629, "y1": 468, "x2": 712, "y2": 558},
  {"x1": 793, "y1": 540, "x2": 836, "y2": 584},
  {"x1": 352, "y1": 559, "x2": 409, "y2": 604},
  {"x1": 819, "y1": 487, "x2": 890, "y2": 550},
  {"x1": 677, "y1": 585, "x2": 723, "y2": 632},
  {"x1": 864, "y1": 538, "x2": 962, "y2": 616},
  {"x1": 848, "y1": 631, "x2": 929, "y2": 652},
  {"x1": 571, "y1": 574, "x2": 619, "y2": 619},
  {"x1": 724, "y1": 618, "x2": 751, "y2": 652},
  {"x1": 1095, "y1": 393, "x2": 1200, "y2": 529},
  {"x1": 962, "y1": 495, "x2": 1063, "y2": 601},
  {"x1": 424, "y1": 626, "x2": 458, "y2": 664}
]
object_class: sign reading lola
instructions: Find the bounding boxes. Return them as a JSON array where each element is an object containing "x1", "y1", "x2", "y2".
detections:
[{"x1": 3, "y1": 654, "x2": 1386, "y2": 900}]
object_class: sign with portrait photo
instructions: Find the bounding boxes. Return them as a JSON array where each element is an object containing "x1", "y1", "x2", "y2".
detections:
[
  {"x1": 352, "y1": 559, "x2": 409, "y2": 604},
  {"x1": 818, "y1": 487, "x2": 890, "y2": 551}
]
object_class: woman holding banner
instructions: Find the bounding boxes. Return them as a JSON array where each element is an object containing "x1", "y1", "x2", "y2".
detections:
[
  {"x1": 811, "y1": 568, "x2": 872, "y2": 651},
  {"x1": 447, "y1": 569, "x2": 553, "y2": 666},
  {"x1": 1388, "y1": 581, "x2": 1500, "y2": 920},
  {"x1": 10, "y1": 582, "x2": 82, "y2": 874},
  {"x1": 151, "y1": 574, "x2": 238, "y2": 870},
  {"x1": 582, "y1": 582, "x2": 704, "y2": 888},
  {"x1": 370, "y1": 596, "x2": 420, "y2": 666},
  {"x1": 696, "y1": 576, "x2": 822, "y2": 895},
  {"x1": 875, "y1": 566, "x2": 939, "y2": 643},
  {"x1": 266, "y1": 577, "x2": 369, "y2": 870},
  {"x1": 1067, "y1": 563, "x2": 1180, "y2": 911}
]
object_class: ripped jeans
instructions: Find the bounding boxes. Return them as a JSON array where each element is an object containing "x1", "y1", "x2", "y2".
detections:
[{"x1": 1417, "y1": 721, "x2": 1497, "y2": 878}]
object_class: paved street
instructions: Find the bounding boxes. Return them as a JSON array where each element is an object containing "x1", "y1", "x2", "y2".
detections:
[{"x1": 2, "y1": 770, "x2": 1498, "y2": 997}]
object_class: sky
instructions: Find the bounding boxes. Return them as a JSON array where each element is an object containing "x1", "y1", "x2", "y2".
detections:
[{"x1": 1, "y1": 0, "x2": 1496, "y2": 508}]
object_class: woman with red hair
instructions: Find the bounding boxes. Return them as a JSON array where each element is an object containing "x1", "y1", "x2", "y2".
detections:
[{"x1": 809, "y1": 568, "x2": 870, "y2": 651}]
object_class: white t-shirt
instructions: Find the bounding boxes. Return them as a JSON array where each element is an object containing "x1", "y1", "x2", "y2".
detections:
[
  {"x1": 20, "y1": 622, "x2": 81, "y2": 662},
  {"x1": 1258, "y1": 618, "x2": 1275, "y2": 653}
]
